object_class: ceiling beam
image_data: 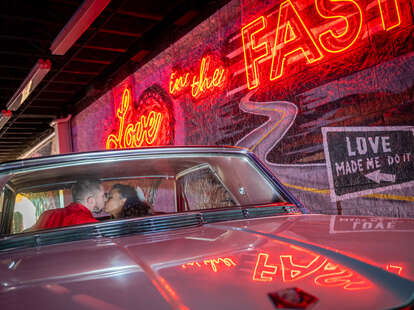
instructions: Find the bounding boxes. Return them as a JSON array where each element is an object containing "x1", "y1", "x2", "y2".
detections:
[
  {"x1": 117, "y1": 10, "x2": 163, "y2": 21},
  {"x1": 71, "y1": 58, "x2": 110, "y2": 65},
  {"x1": 0, "y1": 64, "x2": 33, "y2": 70},
  {"x1": 0, "y1": 136, "x2": 31, "y2": 140},
  {"x1": 0, "y1": 50, "x2": 46, "y2": 58},
  {"x1": 18, "y1": 114, "x2": 56, "y2": 119},
  {"x1": 50, "y1": 80, "x2": 89, "y2": 85},
  {"x1": 41, "y1": 89, "x2": 76, "y2": 94},
  {"x1": 61, "y1": 69, "x2": 99, "y2": 75},
  {"x1": 13, "y1": 121, "x2": 45, "y2": 125},
  {"x1": 4, "y1": 127, "x2": 39, "y2": 131},
  {"x1": 81, "y1": 45, "x2": 126, "y2": 53},
  {"x1": 0, "y1": 34, "x2": 49, "y2": 43},
  {"x1": 0, "y1": 14, "x2": 62, "y2": 27},
  {"x1": 70, "y1": 0, "x2": 232, "y2": 115},
  {"x1": 32, "y1": 98, "x2": 68, "y2": 102},
  {"x1": 2, "y1": 132, "x2": 38, "y2": 137},
  {"x1": 98, "y1": 28, "x2": 141, "y2": 38}
]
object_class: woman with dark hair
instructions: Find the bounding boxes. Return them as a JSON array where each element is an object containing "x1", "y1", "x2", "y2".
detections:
[{"x1": 104, "y1": 184, "x2": 151, "y2": 219}]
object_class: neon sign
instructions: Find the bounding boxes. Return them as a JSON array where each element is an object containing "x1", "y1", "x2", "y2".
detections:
[
  {"x1": 378, "y1": 0, "x2": 401, "y2": 31},
  {"x1": 386, "y1": 264, "x2": 403, "y2": 275},
  {"x1": 181, "y1": 257, "x2": 236, "y2": 272},
  {"x1": 169, "y1": 55, "x2": 228, "y2": 100},
  {"x1": 253, "y1": 252, "x2": 406, "y2": 290},
  {"x1": 106, "y1": 88, "x2": 163, "y2": 149},
  {"x1": 269, "y1": 0, "x2": 324, "y2": 82},
  {"x1": 252, "y1": 252, "x2": 371, "y2": 290},
  {"x1": 241, "y1": 0, "x2": 404, "y2": 89}
]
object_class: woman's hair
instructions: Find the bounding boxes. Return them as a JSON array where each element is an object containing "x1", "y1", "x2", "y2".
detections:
[{"x1": 111, "y1": 183, "x2": 151, "y2": 218}]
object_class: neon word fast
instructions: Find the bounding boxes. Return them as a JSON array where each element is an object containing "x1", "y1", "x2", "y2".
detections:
[
  {"x1": 253, "y1": 252, "x2": 371, "y2": 290},
  {"x1": 241, "y1": 0, "x2": 403, "y2": 89}
]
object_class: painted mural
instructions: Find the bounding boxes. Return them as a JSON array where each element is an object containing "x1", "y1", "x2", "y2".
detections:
[{"x1": 72, "y1": 0, "x2": 414, "y2": 217}]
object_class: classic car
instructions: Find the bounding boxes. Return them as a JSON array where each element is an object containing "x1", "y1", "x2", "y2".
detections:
[{"x1": 0, "y1": 146, "x2": 413, "y2": 310}]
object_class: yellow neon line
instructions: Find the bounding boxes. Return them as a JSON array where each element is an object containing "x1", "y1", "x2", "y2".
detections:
[
  {"x1": 283, "y1": 182, "x2": 414, "y2": 202},
  {"x1": 363, "y1": 193, "x2": 414, "y2": 202},
  {"x1": 283, "y1": 182, "x2": 330, "y2": 194},
  {"x1": 250, "y1": 108, "x2": 285, "y2": 152}
]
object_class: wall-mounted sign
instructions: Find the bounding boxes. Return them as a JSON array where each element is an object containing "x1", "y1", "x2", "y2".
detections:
[
  {"x1": 322, "y1": 126, "x2": 414, "y2": 201},
  {"x1": 106, "y1": 85, "x2": 175, "y2": 150},
  {"x1": 329, "y1": 216, "x2": 414, "y2": 234},
  {"x1": 241, "y1": 0, "x2": 403, "y2": 89},
  {"x1": 169, "y1": 54, "x2": 228, "y2": 100},
  {"x1": 106, "y1": 88, "x2": 162, "y2": 149}
]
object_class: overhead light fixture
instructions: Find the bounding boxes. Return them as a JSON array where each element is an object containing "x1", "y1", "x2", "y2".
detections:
[
  {"x1": 19, "y1": 132, "x2": 55, "y2": 159},
  {"x1": 50, "y1": 0, "x2": 112, "y2": 55},
  {"x1": 6, "y1": 59, "x2": 51, "y2": 111},
  {"x1": 0, "y1": 110, "x2": 12, "y2": 131}
]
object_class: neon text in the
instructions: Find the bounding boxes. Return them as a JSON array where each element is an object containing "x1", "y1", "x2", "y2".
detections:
[
  {"x1": 169, "y1": 55, "x2": 227, "y2": 100},
  {"x1": 169, "y1": 72, "x2": 190, "y2": 96}
]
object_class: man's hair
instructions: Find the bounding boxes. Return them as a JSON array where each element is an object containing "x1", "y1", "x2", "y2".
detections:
[{"x1": 72, "y1": 179, "x2": 102, "y2": 203}]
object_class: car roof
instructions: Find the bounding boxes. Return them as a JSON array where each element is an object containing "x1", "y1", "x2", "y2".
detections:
[
  {"x1": 0, "y1": 146, "x2": 249, "y2": 174},
  {"x1": 0, "y1": 146, "x2": 252, "y2": 192}
]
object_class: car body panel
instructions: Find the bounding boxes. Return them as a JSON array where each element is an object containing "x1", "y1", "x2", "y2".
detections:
[{"x1": 1, "y1": 214, "x2": 414, "y2": 309}]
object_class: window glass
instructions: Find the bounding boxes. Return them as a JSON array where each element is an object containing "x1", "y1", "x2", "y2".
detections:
[
  {"x1": 12, "y1": 191, "x2": 64, "y2": 234},
  {"x1": 99, "y1": 178, "x2": 175, "y2": 219},
  {"x1": 3, "y1": 152, "x2": 291, "y2": 235},
  {"x1": 179, "y1": 166, "x2": 235, "y2": 211}
]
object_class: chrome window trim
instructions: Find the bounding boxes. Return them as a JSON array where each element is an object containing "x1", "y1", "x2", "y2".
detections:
[
  {"x1": 246, "y1": 152, "x2": 308, "y2": 213},
  {"x1": 0, "y1": 204, "x2": 299, "y2": 251}
]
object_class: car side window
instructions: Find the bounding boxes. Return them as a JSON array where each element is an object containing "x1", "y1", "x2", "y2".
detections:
[
  {"x1": 11, "y1": 191, "x2": 64, "y2": 234},
  {"x1": 101, "y1": 178, "x2": 176, "y2": 217},
  {"x1": 178, "y1": 166, "x2": 236, "y2": 211}
]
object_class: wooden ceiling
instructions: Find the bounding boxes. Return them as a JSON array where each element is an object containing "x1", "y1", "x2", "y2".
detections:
[{"x1": 0, "y1": 0, "x2": 229, "y2": 162}]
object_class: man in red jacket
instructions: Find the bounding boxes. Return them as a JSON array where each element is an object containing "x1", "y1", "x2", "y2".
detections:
[{"x1": 32, "y1": 179, "x2": 106, "y2": 230}]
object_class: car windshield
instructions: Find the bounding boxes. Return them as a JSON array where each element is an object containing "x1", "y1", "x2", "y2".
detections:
[{"x1": 0, "y1": 148, "x2": 299, "y2": 235}]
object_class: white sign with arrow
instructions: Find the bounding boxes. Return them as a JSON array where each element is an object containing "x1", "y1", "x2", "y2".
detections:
[
  {"x1": 322, "y1": 126, "x2": 414, "y2": 202},
  {"x1": 364, "y1": 170, "x2": 396, "y2": 183}
]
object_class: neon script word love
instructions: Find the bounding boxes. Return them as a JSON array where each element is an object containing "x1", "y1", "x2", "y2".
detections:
[
  {"x1": 106, "y1": 88, "x2": 162, "y2": 149},
  {"x1": 169, "y1": 55, "x2": 227, "y2": 99},
  {"x1": 242, "y1": 0, "x2": 404, "y2": 89}
]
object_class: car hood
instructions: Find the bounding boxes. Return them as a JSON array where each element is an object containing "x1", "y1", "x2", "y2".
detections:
[{"x1": 1, "y1": 214, "x2": 414, "y2": 309}]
